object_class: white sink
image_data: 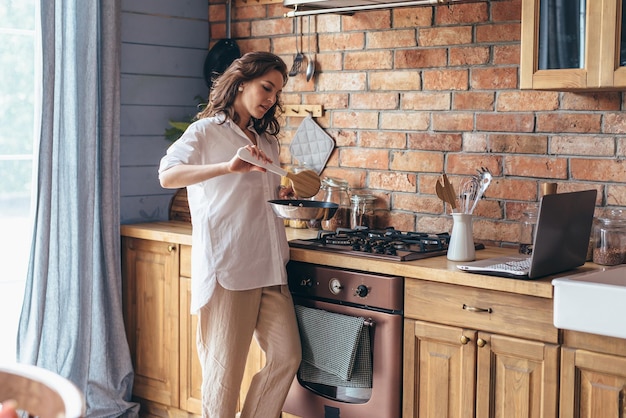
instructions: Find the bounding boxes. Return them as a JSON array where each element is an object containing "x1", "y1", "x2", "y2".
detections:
[{"x1": 552, "y1": 266, "x2": 626, "y2": 339}]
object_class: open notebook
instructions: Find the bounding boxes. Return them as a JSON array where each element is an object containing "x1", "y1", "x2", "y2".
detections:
[{"x1": 457, "y1": 189, "x2": 597, "y2": 279}]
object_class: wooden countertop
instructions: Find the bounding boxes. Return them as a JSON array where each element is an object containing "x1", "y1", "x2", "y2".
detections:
[{"x1": 121, "y1": 221, "x2": 600, "y2": 299}]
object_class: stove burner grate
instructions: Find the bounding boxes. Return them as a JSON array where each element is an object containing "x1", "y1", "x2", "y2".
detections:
[{"x1": 288, "y1": 227, "x2": 462, "y2": 261}]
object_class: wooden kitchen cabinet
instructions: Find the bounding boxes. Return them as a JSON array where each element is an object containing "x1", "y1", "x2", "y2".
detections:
[
  {"x1": 559, "y1": 330, "x2": 626, "y2": 418},
  {"x1": 520, "y1": 0, "x2": 626, "y2": 90},
  {"x1": 122, "y1": 235, "x2": 266, "y2": 417},
  {"x1": 122, "y1": 237, "x2": 180, "y2": 408},
  {"x1": 403, "y1": 279, "x2": 559, "y2": 418}
]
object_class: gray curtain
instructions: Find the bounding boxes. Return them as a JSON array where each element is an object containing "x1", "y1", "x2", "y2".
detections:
[{"x1": 17, "y1": 0, "x2": 139, "y2": 416}]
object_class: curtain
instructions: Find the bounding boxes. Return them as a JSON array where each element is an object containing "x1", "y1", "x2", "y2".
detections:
[{"x1": 17, "y1": 0, "x2": 139, "y2": 416}]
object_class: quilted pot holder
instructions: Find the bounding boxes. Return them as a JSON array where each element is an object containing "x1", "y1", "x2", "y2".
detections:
[{"x1": 289, "y1": 114, "x2": 335, "y2": 175}]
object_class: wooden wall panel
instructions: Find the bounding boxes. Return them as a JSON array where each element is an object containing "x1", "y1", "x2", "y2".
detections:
[{"x1": 120, "y1": 0, "x2": 208, "y2": 224}]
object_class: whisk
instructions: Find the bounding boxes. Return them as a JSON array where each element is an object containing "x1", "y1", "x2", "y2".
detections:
[{"x1": 459, "y1": 177, "x2": 478, "y2": 214}]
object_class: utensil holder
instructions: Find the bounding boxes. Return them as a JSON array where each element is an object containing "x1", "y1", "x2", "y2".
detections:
[{"x1": 447, "y1": 213, "x2": 476, "y2": 262}]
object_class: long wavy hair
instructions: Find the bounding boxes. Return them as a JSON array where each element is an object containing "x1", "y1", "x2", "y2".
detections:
[{"x1": 197, "y1": 51, "x2": 288, "y2": 136}]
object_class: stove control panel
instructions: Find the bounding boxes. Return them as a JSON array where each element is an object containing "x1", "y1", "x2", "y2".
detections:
[{"x1": 287, "y1": 261, "x2": 403, "y2": 311}]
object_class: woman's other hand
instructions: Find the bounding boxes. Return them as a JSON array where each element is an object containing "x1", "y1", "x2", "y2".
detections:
[{"x1": 0, "y1": 400, "x2": 19, "y2": 418}]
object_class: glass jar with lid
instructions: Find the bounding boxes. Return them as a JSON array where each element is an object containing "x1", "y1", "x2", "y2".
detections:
[
  {"x1": 320, "y1": 177, "x2": 350, "y2": 231},
  {"x1": 350, "y1": 191, "x2": 376, "y2": 229},
  {"x1": 518, "y1": 204, "x2": 538, "y2": 255},
  {"x1": 592, "y1": 209, "x2": 626, "y2": 266}
]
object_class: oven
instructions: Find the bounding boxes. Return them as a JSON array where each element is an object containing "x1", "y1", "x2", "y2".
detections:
[{"x1": 282, "y1": 261, "x2": 404, "y2": 418}]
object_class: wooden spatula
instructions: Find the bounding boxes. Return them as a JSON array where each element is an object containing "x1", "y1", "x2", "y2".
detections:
[
  {"x1": 436, "y1": 174, "x2": 457, "y2": 210},
  {"x1": 237, "y1": 148, "x2": 321, "y2": 198}
]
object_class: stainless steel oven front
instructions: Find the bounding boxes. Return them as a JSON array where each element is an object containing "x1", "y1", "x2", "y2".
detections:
[{"x1": 283, "y1": 261, "x2": 403, "y2": 418}]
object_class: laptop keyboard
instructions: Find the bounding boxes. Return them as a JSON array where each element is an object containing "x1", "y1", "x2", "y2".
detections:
[{"x1": 486, "y1": 258, "x2": 531, "y2": 272}]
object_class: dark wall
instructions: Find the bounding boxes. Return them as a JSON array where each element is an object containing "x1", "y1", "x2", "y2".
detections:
[{"x1": 120, "y1": 0, "x2": 208, "y2": 223}]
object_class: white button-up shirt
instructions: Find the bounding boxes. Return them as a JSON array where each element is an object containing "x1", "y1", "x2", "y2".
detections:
[{"x1": 159, "y1": 115, "x2": 290, "y2": 313}]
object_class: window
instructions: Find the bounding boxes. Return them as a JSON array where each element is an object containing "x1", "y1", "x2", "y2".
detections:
[{"x1": 0, "y1": 0, "x2": 39, "y2": 361}]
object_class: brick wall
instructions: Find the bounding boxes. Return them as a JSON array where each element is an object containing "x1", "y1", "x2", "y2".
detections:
[{"x1": 213, "y1": 0, "x2": 626, "y2": 246}]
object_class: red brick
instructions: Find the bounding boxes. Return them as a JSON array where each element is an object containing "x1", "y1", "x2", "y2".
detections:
[
  {"x1": 419, "y1": 26, "x2": 473, "y2": 46},
  {"x1": 332, "y1": 111, "x2": 378, "y2": 129},
  {"x1": 317, "y1": 72, "x2": 367, "y2": 92},
  {"x1": 251, "y1": 18, "x2": 291, "y2": 37},
  {"x1": 435, "y1": 2, "x2": 489, "y2": 25},
  {"x1": 463, "y1": 133, "x2": 488, "y2": 152},
  {"x1": 491, "y1": 0, "x2": 522, "y2": 22},
  {"x1": 328, "y1": 129, "x2": 356, "y2": 147},
  {"x1": 390, "y1": 151, "x2": 444, "y2": 172},
  {"x1": 604, "y1": 113, "x2": 626, "y2": 134},
  {"x1": 342, "y1": 10, "x2": 392, "y2": 31},
  {"x1": 394, "y1": 193, "x2": 443, "y2": 215},
  {"x1": 368, "y1": 171, "x2": 417, "y2": 192},
  {"x1": 447, "y1": 154, "x2": 502, "y2": 176},
  {"x1": 487, "y1": 177, "x2": 538, "y2": 201},
  {"x1": 497, "y1": 91, "x2": 559, "y2": 111},
  {"x1": 476, "y1": 113, "x2": 535, "y2": 132},
  {"x1": 449, "y1": 46, "x2": 490, "y2": 66},
  {"x1": 402, "y1": 92, "x2": 451, "y2": 111},
  {"x1": 607, "y1": 185, "x2": 626, "y2": 206},
  {"x1": 380, "y1": 112, "x2": 430, "y2": 131},
  {"x1": 493, "y1": 45, "x2": 521, "y2": 65},
  {"x1": 393, "y1": 7, "x2": 433, "y2": 28},
  {"x1": 475, "y1": 23, "x2": 521, "y2": 43},
  {"x1": 315, "y1": 53, "x2": 343, "y2": 71},
  {"x1": 408, "y1": 133, "x2": 463, "y2": 151},
  {"x1": 351, "y1": 92, "x2": 398, "y2": 110},
  {"x1": 432, "y1": 112, "x2": 474, "y2": 131},
  {"x1": 395, "y1": 49, "x2": 448, "y2": 69},
  {"x1": 417, "y1": 216, "x2": 451, "y2": 235},
  {"x1": 471, "y1": 67, "x2": 518, "y2": 90},
  {"x1": 423, "y1": 69, "x2": 469, "y2": 90},
  {"x1": 571, "y1": 159, "x2": 626, "y2": 182},
  {"x1": 550, "y1": 136, "x2": 615, "y2": 157},
  {"x1": 360, "y1": 131, "x2": 406, "y2": 149},
  {"x1": 302, "y1": 93, "x2": 350, "y2": 110},
  {"x1": 453, "y1": 92, "x2": 495, "y2": 111},
  {"x1": 369, "y1": 71, "x2": 422, "y2": 91},
  {"x1": 340, "y1": 148, "x2": 389, "y2": 169},
  {"x1": 318, "y1": 33, "x2": 365, "y2": 52},
  {"x1": 560, "y1": 92, "x2": 621, "y2": 111},
  {"x1": 488, "y1": 134, "x2": 547, "y2": 154},
  {"x1": 368, "y1": 29, "x2": 417, "y2": 49},
  {"x1": 536, "y1": 113, "x2": 602, "y2": 134},
  {"x1": 316, "y1": 14, "x2": 341, "y2": 33},
  {"x1": 504, "y1": 156, "x2": 568, "y2": 179},
  {"x1": 344, "y1": 50, "x2": 393, "y2": 70}
]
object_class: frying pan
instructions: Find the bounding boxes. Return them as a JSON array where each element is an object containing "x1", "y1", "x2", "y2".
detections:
[{"x1": 203, "y1": 0, "x2": 240, "y2": 90}]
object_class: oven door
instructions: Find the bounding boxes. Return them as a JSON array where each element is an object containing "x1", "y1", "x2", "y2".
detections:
[{"x1": 283, "y1": 297, "x2": 402, "y2": 418}]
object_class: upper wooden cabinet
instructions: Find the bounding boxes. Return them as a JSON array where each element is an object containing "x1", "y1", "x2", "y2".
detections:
[{"x1": 520, "y1": 0, "x2": 626, "y2": 90}]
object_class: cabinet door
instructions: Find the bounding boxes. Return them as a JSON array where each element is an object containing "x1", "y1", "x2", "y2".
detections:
[
  {"x1": 560, "y1": 347, "x2": 626, "y2": 418},
  {"x1": 521, "y1": 0, "x2": 626, "y2": 90},
  {"x1": 403, "y1": 319, "x2": 477, "y2": 418},
  {"x1": 476, "y1": 333, "x2": 559, "y2": 418},
  {"x1": 180, "y1": 276, "x2": 202, "y2": 414},
  {"x1": 122, "y1": 238, "x2": 180, "y2": 407}
]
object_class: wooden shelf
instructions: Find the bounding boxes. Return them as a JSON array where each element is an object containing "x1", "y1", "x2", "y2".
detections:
[{"x1": 282, "y1": 104, "x2": 323, "y2": 117}]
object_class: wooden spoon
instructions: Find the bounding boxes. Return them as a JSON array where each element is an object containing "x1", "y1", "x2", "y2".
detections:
[
  {"x1": 441, "y1": 174, "x2": 457, "y2": 210},
  {"x1": 237, "y1": 148, "x2": 321, "y2": 198}
]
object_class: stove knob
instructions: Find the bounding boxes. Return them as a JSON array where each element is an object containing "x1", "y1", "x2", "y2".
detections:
[
  {"x1": 300, "y1": 278, "x2": 313, "y2": 288},
  {"x1": 329, "y1": 278, "x2": 343, "y2": 295},
  {"x1": 355, "y1": 284, "x2": 369, "y2": 298}
]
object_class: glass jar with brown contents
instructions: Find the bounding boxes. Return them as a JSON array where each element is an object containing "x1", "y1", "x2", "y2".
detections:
[
  {"x1": 320, "y1": 177, "x2": 351, "y2": 231},
  {"x1": 592, "y1": 209, "x2": 626, "y2": 266}
]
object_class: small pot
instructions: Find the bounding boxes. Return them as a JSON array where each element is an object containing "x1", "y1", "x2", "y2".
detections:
[{"x1": 268, "y1": 200, "x2": 338, "y2": 221}]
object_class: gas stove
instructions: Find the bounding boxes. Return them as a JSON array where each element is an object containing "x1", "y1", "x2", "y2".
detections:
[{"x1": 289, "y1": 227, "x2": 480, "y2": 261}]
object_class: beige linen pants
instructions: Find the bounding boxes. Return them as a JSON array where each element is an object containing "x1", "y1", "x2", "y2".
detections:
[{"x1": 196, "y1": 284, "x2": 301, "y2": 418}]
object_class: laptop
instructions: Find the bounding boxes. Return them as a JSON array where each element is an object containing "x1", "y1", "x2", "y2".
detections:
[{"x1": 456, "y1": 189, "x2": 597, "y2": 279}]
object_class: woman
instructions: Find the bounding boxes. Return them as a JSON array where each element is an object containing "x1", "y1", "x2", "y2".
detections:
[{"x1": 159, "y1": 51, "x2": 301, "y2": 418}]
